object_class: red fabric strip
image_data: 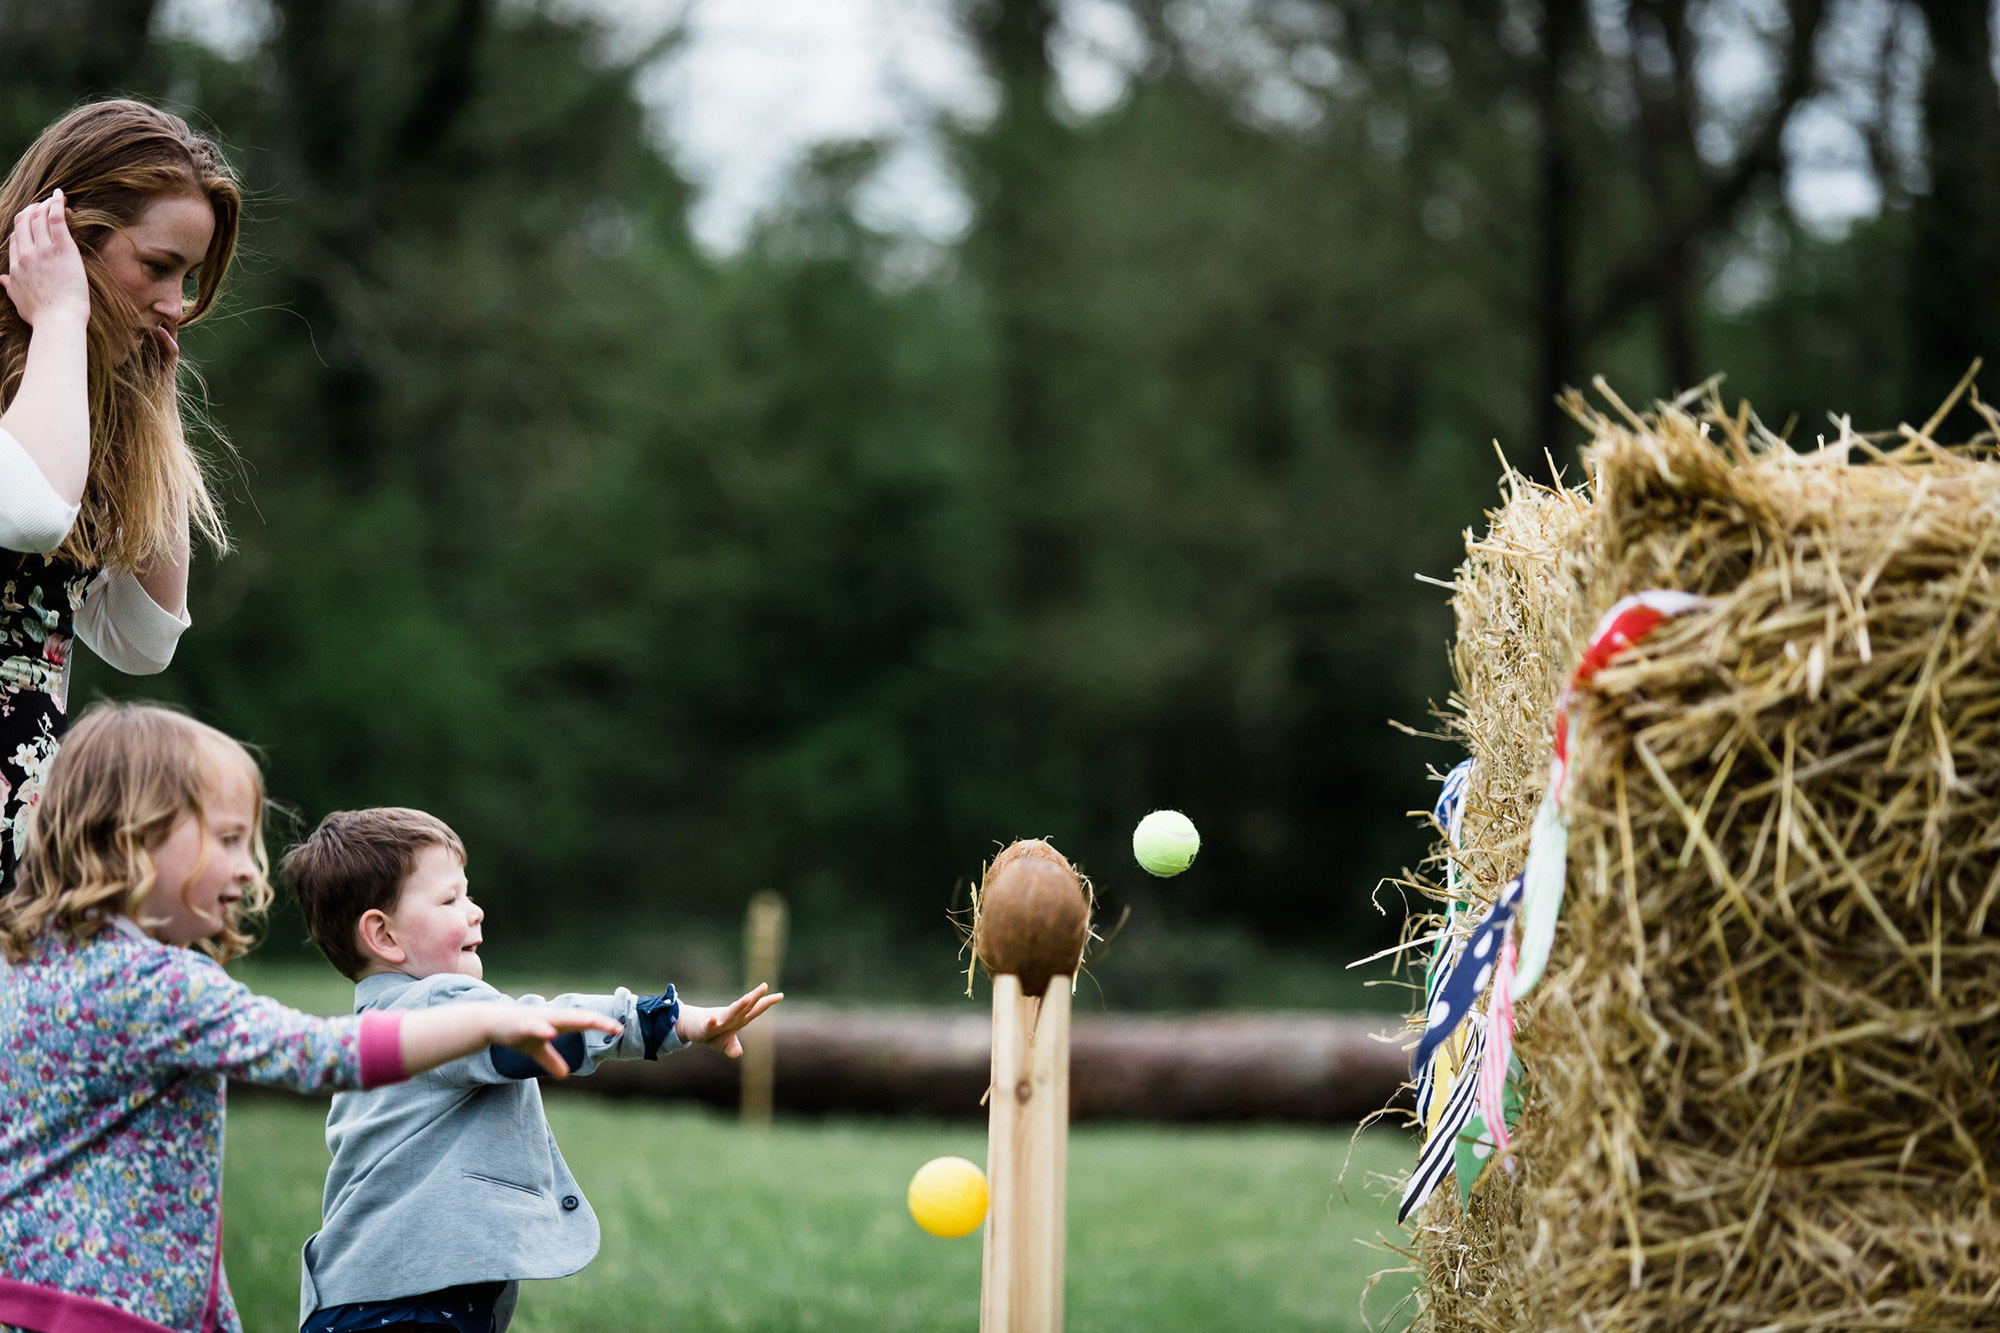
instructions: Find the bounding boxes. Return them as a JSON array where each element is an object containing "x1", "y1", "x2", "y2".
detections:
[
  {"x1": 356, "y1": 1009, "x2": 407, "y2": 1089},
  {"x1": 0, "y1": 1279, "x2": 180, "y2": 1333},
  {"x1": 1574, "y1": 603, "x2": 1667, "y2": 684}
]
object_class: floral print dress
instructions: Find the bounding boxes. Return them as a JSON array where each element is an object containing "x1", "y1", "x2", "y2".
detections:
[
  {"x1": 0, "y1": 921, "x2": 407, "y2": 1333},
  {"x1": 0, "y1": 550, "x2": 90, "y2": 887}
]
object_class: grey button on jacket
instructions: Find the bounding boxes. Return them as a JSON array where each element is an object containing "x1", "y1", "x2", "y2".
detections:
[{"x1": 298, "y1": 972, "x2": 682, "y2": 1330}]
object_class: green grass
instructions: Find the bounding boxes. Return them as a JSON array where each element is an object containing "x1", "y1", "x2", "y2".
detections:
[{"x1": 223, "y1": 1099, "x2": 1417, "y2": 1332}]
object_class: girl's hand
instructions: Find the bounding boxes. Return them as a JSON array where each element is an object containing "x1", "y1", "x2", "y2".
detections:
[
  {"x1": 0, "y1": 191, "x2": 89, "y2": 330},
  {"x1": 489, "y1": 1004, "x2": 625, "y2": 1079},
  {"x1": 396, "y1": 1001, "x2": 623, "y2": 1081},
  {"x1": 676, "y1": 983, "x2": 784, "y2": 1058}
]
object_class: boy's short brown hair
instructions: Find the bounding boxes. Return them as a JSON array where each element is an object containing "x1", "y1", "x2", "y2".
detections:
[{"x1": 283, "y1": 808, "x2": 466, "y2": 979}]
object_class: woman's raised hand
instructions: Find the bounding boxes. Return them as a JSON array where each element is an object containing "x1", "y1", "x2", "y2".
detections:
[{"x1": 1, "y1": 191, "x2": 89, "y2": 329}]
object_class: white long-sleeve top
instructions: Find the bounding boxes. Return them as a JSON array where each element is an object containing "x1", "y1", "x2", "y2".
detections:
[
  {"x1": 74, "y1": 567, "x2": 190, "y2": 675},
  {"x1": 1, "y1": 426, "x2": 190, "y2": 675},
  {"x1": 0, "y1": 425, "x2": 80, "y2": 554}
]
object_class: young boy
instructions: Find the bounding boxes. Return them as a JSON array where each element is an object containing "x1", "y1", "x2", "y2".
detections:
[{"x1": 283, "y1": 807, "x2": 780, "y2": 1333}]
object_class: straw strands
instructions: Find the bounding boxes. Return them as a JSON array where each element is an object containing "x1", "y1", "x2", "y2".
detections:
[{"x1": 1406, "y1": 388, "x2": 2000, "y2": 1332}]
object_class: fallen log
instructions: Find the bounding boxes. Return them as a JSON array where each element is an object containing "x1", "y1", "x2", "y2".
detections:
[{"x1": 565, "y1": 1005, "x2": 1411, "y2": 1122}]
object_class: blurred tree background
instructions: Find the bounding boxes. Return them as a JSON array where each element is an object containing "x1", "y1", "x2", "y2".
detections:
[{"x1": 0, "y1": 0, "x2": 1979, "y2": 1003}]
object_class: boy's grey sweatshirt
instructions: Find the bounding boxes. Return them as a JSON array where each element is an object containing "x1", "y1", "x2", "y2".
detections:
[{"x1": 298, "y1": 972, "x2": 684, "y2": 1330}]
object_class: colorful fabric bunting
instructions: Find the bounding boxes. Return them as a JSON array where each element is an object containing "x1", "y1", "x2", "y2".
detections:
[
  {"x1": 1400, "y1": 1011, "x2": 1485, "y2": 1222},
  {"x1": 1410, "y1": 872, "x2": 1522, "y2": 1079},
  {"x1": 1399, "y1": 1006, "x2": 1526, "y2": 1220},
  {"x1": 1513, "y1": 589, "x2": 1709, "y2": 996},
  {"x1": 1413, "y1": 758, "x2": 1476, "y2": 1132},
  {"x1": 1434, "y1": 758, "x2": 1473, "y2": 856},
  {"x1": 1400, "y1": 1004, "x2": 1530, "y2": 1222},
  {"x1": 1402, "y1": 591, "x2": 1705, "y2": 1222}
]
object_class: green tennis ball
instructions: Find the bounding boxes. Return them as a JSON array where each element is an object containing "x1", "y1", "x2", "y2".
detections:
[{"x1": 1133, "y1": 809, "x2": 1200, "y2": 877}]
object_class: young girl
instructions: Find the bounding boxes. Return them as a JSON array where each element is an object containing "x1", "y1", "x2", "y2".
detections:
[
  {"x1": 0, "y1": 702, "x2": 622, "y2": 1333},
  {"x1": 0, "y1": 100, "x2": 245, "y2": 884}
]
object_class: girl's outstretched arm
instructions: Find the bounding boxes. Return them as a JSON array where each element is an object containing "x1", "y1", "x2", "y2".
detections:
[
  {"x1": 113, "y1": 949, "x2": 627, "y2": 1094},
  {"x1": 0, "y1": 191, "x2": 90, "y2": 505}
]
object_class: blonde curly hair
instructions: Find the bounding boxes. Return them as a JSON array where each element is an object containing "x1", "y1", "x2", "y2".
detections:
[{"x1": 0, "y1": 702, "x2": 269, "y2": 963}]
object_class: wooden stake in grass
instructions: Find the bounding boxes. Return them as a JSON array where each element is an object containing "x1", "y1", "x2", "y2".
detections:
[
  {"x1": 973, "y1": 841, "x2": 1090, "y2": 1333},
  {"x1": 739, "y1": 890, "x2": 788, "y2": 1125}
]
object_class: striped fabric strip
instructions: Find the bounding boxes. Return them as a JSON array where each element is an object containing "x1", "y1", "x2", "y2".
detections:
[
  {"x1": 1399, "y1": 1012, "x2": 1486, "y2": 1223},
  {"x1": 1435, "y1": 758, "x2": 1474, "y2": 862},
  {"x1": 1414, "y1": 758, "x2": 1476, "y2": 1130}
]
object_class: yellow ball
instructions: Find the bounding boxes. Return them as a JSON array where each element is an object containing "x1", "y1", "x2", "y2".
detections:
[{"x1": 908, "y1": 1156, "x2": 988, "y2": 1238}]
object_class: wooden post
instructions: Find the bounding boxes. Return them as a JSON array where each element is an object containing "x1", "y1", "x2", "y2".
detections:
[
  {"x1": 981, "y1": 973, "x2": 1070, "y2": 1333},
  {"x1": 739, "y1": 891, "x2": 787, "y2": 1124},
  {"x1": 982, "y1": 973, "x2": 1024, "y2": 1333},
  {"x1": 1021, "y1": 980, "x2": 1069, "y2": 1330}
]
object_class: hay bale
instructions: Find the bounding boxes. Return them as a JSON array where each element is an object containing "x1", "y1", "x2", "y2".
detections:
[
  {"x1": 1444, "y1": 465, "x2": 1595, "y2": 903},
  {"x1": 1409, "y1": 392, "x2": 2000, "y2": 1331}
]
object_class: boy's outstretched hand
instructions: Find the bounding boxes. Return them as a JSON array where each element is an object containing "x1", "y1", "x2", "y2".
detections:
[{"x1": 676, "y1": 983, "x2": 783, "y2": 1058}]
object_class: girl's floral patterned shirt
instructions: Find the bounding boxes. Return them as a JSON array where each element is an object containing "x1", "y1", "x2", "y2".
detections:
[{"x1": 0, "y1": 922, "x2": 405, "y2": 1333}]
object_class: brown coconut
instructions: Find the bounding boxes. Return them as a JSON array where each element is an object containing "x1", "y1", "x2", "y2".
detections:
[{"x1": 973, "y1": 839, "x2": 1090, "y2": 998}]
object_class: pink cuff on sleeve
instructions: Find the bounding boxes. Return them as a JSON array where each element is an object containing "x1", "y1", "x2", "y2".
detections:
[
  {"x1": 357, "y1": 1010, "x2": 408, "y2": 1089},
  {"x1": 0, "y1": 1278, "x2": 178, "y2": 1333}
]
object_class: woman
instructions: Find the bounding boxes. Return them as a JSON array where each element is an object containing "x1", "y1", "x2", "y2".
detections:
[{"x1": 0, "y1": 99, "x2": 240, "y2": 884}]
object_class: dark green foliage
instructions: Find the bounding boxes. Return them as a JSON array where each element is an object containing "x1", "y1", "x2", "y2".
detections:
[{"x1": 0, "y1": 0, "x2": 1980, "y2": 992}]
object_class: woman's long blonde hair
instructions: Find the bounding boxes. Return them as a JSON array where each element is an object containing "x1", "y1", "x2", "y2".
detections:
[
  {"x1": 0, "y1": 100, "x2": 242, "y2": 572},
  {"x1": 0, "y1": 702, "x2": 271, "y2": 963}
]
